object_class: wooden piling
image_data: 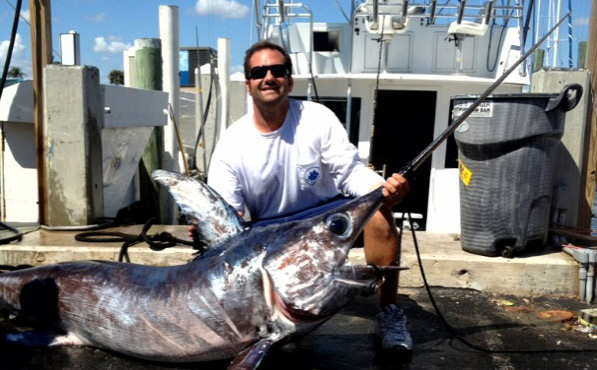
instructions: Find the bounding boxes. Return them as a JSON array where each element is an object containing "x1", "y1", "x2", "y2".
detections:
[
  {"x1": 29, "y1": 0, "x2": 52, "y2": 225},
  {"x1": 583, "y1": 0, "x2": 597, "y2": 229},
  {"x1": 134, "y1": 39, "x2": 165, "y2": 223}
]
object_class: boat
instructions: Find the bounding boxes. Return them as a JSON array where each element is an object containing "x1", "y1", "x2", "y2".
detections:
[
  {"x1": 233, "y1": 0, "x2": 537, "y2": 233},
  {"x1": 1, "y1": 0, "x2": 591, "y2": 240}
]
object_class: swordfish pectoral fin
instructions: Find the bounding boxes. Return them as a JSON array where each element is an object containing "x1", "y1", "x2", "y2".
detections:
[
  {"x1": 152, "y1": 170, "x2": 246, "y2": 250},
  {"x1": 227, "y1": 339, "x2": 276, "y2": 370}
]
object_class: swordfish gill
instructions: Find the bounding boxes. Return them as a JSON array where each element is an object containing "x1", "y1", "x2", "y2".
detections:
[{"x1": 0, "y1": 170, "x2": 400, "y2": 369}]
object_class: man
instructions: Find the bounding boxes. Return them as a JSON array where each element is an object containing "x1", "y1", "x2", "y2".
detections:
[{"x1": 207, "y1": 41, "x2": 412, "y2": 351}]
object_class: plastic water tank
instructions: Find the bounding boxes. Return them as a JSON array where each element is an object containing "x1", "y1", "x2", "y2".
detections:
[{"x1": 454, "y1": 84, "x2": 582, "y2": 257}]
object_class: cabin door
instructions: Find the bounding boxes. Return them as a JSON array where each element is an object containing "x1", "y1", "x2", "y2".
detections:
[{"x1": 369, "y1": 90, "x2": 437, "y2": 229}]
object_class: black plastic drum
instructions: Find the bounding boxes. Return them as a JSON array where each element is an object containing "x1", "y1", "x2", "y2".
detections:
[{"x1": 453, "y1": 84, "x2": 582, "y2": 257}]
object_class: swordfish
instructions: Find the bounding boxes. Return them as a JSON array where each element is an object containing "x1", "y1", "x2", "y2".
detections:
[{"x1": 0, "y1": 170, "x2": 401, "y2": 369}]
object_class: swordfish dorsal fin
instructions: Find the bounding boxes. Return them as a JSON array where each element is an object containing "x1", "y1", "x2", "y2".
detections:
[{"x1": 152, "y1": 170, "x2": 246, "y2": 250}]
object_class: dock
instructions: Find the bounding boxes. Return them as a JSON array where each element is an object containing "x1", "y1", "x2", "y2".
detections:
[
  {"x1": 1, "y1": 225, "x2": 594, "y2": 370},
  {"x1": 2, "y1": 286, "x2": 596, "y2": 370},
  {"x1": 0, "y1": 224, "x2": 580, "y2": 299}
]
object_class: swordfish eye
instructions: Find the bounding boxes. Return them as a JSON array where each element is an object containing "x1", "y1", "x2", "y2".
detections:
[{"x1": 325, "y1": 213, "x2": 352, "y2": 239}]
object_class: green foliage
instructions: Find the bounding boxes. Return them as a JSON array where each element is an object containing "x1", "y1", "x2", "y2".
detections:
[
  {"x1": 7, "y1": 66, "x2": 25, "y2": 79},
  {"x1": 109, "y1": 69, "x2": 124, "y2": 85}
]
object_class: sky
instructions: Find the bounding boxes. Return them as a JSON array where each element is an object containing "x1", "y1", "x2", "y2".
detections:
[{"x1": 0, "y1": 0, "x2": 593, "y2": 84}]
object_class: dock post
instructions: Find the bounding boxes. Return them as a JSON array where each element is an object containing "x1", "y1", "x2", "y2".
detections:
[
  {"x1": 159, "y1": 5, "x2": 180, "y2": 224},
  {"x1": 43, "y1": 65, "x2": 104, "y2": 226},
  {"x1": 217, "y1": 38, "x2": 231, "y2": 143},
  {"x1": 29, "y1": 0, "x2": 53, "y2": 225},
  {"x1": 135, "y1": 38, "x2": 165, "y2": 223}
]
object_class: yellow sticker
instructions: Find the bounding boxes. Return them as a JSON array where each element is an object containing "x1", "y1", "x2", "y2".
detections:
[{"x1": 459, "y1": 158, "x2": 473, "y2": 186}]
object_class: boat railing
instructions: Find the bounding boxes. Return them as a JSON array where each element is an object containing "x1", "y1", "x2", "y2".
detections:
[
  {"x1": 353, "y1": 0, "x2": 523, "y2": 27},
  {"x1": 259, "y1": 1, "x2": 524, "y2": 50},
  {"x1": 258, "y1": 0, "x2": 525, "y2": 78},
  {"x1": 261, "y1": 0, "x2": 320, "y2": 97},
  {"x1": 260, "y1": 1, "x2": 523, "y2": 30}
]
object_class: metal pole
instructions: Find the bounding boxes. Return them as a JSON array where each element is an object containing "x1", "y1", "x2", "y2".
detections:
[
  {"x1": 457, "y1": 0, "x2": 466, "y2": 24},
  {"x1": 217, "y1": 38, "x2": 231, "y2": 143},
  {"x1": 372, "y1": 0, "x2": 379, "y2": 26},
  {"x1": 483, "y1": 0, "x2": 494, "y2": 25},
  {"x1": 567, "y1": 0, "x2": 573, "y2": 68},
  {"x1": 546, "y1": 0, "x2": 553, "y2": 64},
  {"x1": 255, "y1": 0, "x2": 262, "y2": 41},
  {"x1": 159, "y1": 5, "x2": 181, "y2": 178},
  {"x1": 553, "y1": 0, "x2": 562, "y2": 66},
  {"x1": 346, "y1": 82, "x2": 352, "y2": 140},
  {"x1": 534, "y1": 0, "x2": 542, "y2": 45},
  {"x1": 400, "y1": 13, "x2": 570, "y2": 178},
  {"x1": 429, "y1": 0, "x2": 437, "y2": 25}
]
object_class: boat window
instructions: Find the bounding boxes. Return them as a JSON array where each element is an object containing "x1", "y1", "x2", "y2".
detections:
[
  {"x1": 292, "y1": 96, "x2": 361, "y2": 146},
  {"x1": 313, "y1": 31, "x2": 341, "y2": 52}
]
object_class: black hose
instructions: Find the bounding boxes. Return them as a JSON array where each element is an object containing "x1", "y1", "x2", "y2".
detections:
[
  {"x1": 75, "y1": 218, "x2": 196, "y2": 263},
  {"x1": 0, "y1": 0, "x2": 22, "y2": 102},
  {"x1": 404, "y1": 213, "x2": 597, "y2": 354},
  {"x1": 0, "y1": 221, "x2": 23, "y2": 245},
  {"x1": 0, "y1": 264, "x2": 33, "y2": 272}
]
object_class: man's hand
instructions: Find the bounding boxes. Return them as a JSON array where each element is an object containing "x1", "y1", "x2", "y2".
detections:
[
  {"x1": 188, "y1": 224, "x2": 198, "y2": 240},
  {"x1": 380, "y1": 173, "x2": 409, "y2": 208}
]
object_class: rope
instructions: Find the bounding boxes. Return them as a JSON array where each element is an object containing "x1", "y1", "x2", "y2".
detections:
[{"x1": 75, "y1": 218, "x2": 197, "y2": 263}]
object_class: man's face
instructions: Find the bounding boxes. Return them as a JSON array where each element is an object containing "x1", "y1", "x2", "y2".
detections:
[{"x1": 245, "y1": 48, "x2": 293, "y2": 107}]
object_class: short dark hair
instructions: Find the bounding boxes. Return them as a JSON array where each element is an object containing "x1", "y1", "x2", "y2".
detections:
[{"x1": 244, "y1": 41, "x2": 293, "y2": 79}]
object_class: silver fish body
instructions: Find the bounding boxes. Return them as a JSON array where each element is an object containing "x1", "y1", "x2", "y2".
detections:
[{"x1": 0, "y1": 171, "x2": 388, "y2": 369}]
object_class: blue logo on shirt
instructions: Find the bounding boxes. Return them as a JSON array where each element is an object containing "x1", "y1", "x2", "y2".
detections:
[{"x1": 305, "y1": 166, "x2": 321, "y2": 185}]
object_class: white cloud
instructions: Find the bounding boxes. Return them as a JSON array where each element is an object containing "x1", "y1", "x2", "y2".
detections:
[
  {"x1": 94, "y1": 36, "x2": 132, "y2": 54},
  {"x1": 195, "y1": 0, "x2": 249, "y2": 19},
  {"x1": 574, "y1": 17, "x2": 589, "y2": 27},
  {"x1": 86, "y1": 13, "x2": 106, "y2": 22},
  {"x1": 21, "y1": 9, "x2": 30, "y2": 23},
  {"x1": 0, "y1": 33, "x2": 27, "y2": 68},
  {"x1": 231, "y1": 64, "x2": 244, "y2": 74}
]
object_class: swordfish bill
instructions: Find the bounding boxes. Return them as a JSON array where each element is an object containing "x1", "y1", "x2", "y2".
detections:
[{"x1": 0, "y1": 170, "x2": 394, "y2": 370}]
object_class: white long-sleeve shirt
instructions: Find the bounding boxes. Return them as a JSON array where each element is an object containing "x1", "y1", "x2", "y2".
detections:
[{"x1": 208, "y1": 99, "x2": 384, "y2": 220}]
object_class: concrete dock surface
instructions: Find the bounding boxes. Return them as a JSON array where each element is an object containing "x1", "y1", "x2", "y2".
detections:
[
  {"x1": 0, "y1": 225, "x2": 595, "y2": 369},
  {"x1": 0, "y1": 224, "x2": 582, "y2": 297}
]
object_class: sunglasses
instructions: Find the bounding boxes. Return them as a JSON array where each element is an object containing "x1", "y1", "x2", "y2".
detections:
[{"x1": 248, "y1": 64, "x2": 290, "y2": 80}]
